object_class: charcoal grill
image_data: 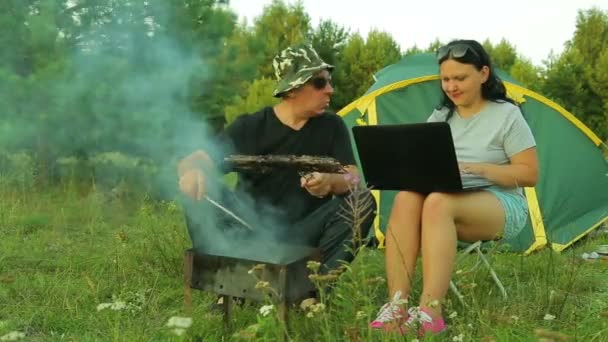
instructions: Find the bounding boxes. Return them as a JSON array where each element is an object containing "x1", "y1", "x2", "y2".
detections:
[{"x1": 184, "y1": 244, "x2": 321, "y2": 328}]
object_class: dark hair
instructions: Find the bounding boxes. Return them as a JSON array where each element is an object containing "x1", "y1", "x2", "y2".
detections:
[{"x1": 436, "y1": 39, "x2": 516, "y2": 121}]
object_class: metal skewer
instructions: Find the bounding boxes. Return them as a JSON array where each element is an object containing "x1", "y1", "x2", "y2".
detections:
[{"x1": 204, "y1": 195, "x2": 254, "y2": 231}]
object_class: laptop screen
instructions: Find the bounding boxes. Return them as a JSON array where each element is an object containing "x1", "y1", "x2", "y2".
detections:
[{"x1": 351, "y1": 122, "x2": 465, "y2": 193}]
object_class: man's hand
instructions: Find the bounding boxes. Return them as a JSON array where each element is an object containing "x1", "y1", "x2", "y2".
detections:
[
  {"x1": 300, "y1": 172, "x2": 332, "y2": 198},
  {"x1": 178, "y1": 150, "x2": 213, "y2": 201},
  {"x1": 179, "y1": 169, "x2": 206, "y2": 201}
]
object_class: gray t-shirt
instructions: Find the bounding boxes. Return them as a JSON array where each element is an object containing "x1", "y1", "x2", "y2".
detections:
[{"x1": 427, "y1": 101, "x2": 536, "y2": 193}]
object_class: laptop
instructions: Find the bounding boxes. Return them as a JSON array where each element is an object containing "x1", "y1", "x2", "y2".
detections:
[{"x1": 351, "y1": 122, "x2": 492, "y2": 193}]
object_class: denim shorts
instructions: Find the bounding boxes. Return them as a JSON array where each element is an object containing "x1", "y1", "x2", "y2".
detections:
[{"x1": 483, "y1": 187, "x2": 529, "y2": 240}]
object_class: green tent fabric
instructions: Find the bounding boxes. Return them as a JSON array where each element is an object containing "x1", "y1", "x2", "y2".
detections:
[{"x1": 338, "y1": 53, "x2": 608, "y2": 254}]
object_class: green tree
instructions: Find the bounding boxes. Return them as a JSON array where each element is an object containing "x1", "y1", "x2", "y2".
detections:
[
  {"x1": 0, "y1": 0, "x2": 72, "y2": 76},
  {"x1": 198, "y1": 23, "x2": 260, "y2": 120},
  {"x1": 0, "y1": 0, "x2": 76, "y2": 183},
  {"x1": 402, "y1": 45, "x2": 424, "y2": 57},
  {"x1": 0, "y1": 0, "x2": 239, "y2": 175},
  {"x1": 333, "y1": 30, "x2": 401, "y2": 110},
  {"x1": 543, "y1": 49, "x2": 599, "y2": 123},
  {"x1": 333, "y1": 33, "x2": 365, "y2": 110},
  {"x1": 224, "y1": 78, "x2": 278, "y2": 124},
  {"x1": 542, "y1": 8, "x2": 608, "y2": 139},
  {"x1": 251, "y1": 0, "x2": 312, "y2": 78},
  {"x1": 425, "y1": 39, "x2": 444, "y2": 54},
  {"x1": 592, "y1": 49, "x2": 608, "y2": 108},
  {"x1": 570, "y1": 7, "x2": 608, "y2": 62},
  {"x1": 483, "y1": 38, "x2": 518, "y2": 72},
  {"x1": 510, "y1": 58, "x2": 543, "y2": 91},
  {"x1": 573, "y1": 7, "x2": 608, "y2": 139},
  {"x1": 402, "y1": 39, "x2": 443, "y2": 57},
  {"x1": 309, "y1": 19, "x2": 350, "y2": 67},
  {"x1": 150, "y1": 0, "x2": 239, "y2": 119}
]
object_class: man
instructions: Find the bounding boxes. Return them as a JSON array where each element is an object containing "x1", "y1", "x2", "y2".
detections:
[{"x1": 178, "y1": 43, "x2": 376, "y2": 273}]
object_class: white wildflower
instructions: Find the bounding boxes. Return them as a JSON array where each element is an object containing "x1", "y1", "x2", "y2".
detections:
[
  {"x1": 300, "y1": 298, "x2": 317, "y2": 310},
  {"x1": 110, "y1": 301, "x2": 127, "y2": 311},
  {"x1": 259, "y1": 305, "x2": 274, "y2": 317},
  {"x1": 0, "y1": 331, "x2": 25, "y2": 341},
  {"x1": 511, "y1": 315, "x2": 520, "y2": 322},
  {"x1": 311, "y1": 303, "x2": 326, "y2": 313},
  {"x1": 356, "y1": 311, "x2": 366, "y2": 319},
  {"x1": 306, "y1": 261, "x2": 321, "y2": 273},
  {"x1": 448, "y1": 311, "x2": 458, "y2": 319},
  {"x1": 172, "y1": 328, "x2": 186, "y2": 336},
  {"x1": 96, "y1": 303, "x2": 112, "y2": 311},
  {"x1": 306, "y1": 312, "x2": 314, "y2": 318},
  {"x1": 543, "y1": 314, "x2": 556, "y2": 321},
  {"x1": 467, "y1": 323, "x2": 473, "y2": 329},
  {"x1": 166, "y1": 316, "x2": 193, "y2": 329},
  {"x1": 255, "y1": 281, "x2": 270, "y2": 289},
  {"x1": 452, "y1": 333, "x2": 464, "y2": 342}
]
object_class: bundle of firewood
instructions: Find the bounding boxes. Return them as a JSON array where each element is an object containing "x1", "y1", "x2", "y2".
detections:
[{"x1": 224, "y1": 154, "x2": 347, "y2": 174}]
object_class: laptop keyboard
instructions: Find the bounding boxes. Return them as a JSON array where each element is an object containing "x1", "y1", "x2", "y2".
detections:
[{"x1": 460, "y1": 173, "x2": 493, "y2": 188}]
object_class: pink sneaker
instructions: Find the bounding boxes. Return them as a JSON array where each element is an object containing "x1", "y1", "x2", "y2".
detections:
[
  {"x1": 369, "y1": 291, "x2": 408, "y2": 332},
  {"x1": 418, "y1": 307, "x2": 447, "y2": 335}
]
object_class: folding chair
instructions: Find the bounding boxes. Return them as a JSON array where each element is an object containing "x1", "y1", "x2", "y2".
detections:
[{"x1": 449, "y1": 240, "x2": 507, "y2": 306}]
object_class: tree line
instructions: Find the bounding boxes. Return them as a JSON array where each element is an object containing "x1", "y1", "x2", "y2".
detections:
[{"x1": 0, "y1": 0, "x2": 606, "y2": 186}]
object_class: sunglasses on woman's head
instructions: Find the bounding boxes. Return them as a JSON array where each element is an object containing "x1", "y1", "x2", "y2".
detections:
[
  {"x1": 309, "y1": 76, "x2": 332, "y2": 90},
  {"x1": 436, "y1": 43, "x2": 480, "y2": 62}
]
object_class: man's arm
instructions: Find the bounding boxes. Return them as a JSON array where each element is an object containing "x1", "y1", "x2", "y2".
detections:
[
  {"x1": 329, "y1": 115, "x2": 360, "y2": 194},
  {"x1": 177, "y1": 150, "x2": 215, "y2": 201},
  {"x1": 178, "y1": 150, "x2": 213, "y2": 177},
  {"x1": 301, "y1": 166, "x2": 361, "y2": 197},
  {"x1": 328, "y1": 165, "x2": 360, "y2": 195}
]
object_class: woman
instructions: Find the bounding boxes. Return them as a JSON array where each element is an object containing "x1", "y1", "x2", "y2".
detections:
[{"x1": 369, "y1": 39, "x2": 539, "y2": 335}]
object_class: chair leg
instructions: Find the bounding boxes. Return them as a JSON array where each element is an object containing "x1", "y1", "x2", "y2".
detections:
[
  {"x1": 449, "y1": 280, "x2": 466, "y2": 306},
  {"x1": 451, "y1": 241, "x2": 482, "y2": 306},
  {"x1": 452, "y1": 240, "x2": 508, "y2": 305},
  {"x1": 474, "y1": 245, "x2": 508, "y2": 300}
]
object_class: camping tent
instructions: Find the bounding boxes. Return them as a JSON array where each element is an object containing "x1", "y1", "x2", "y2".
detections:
[{"x1": 338, "y1": 53, "x2": 608, "y2": 254}]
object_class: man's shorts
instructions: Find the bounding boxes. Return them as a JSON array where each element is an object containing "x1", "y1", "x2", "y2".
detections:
[{"x1": 484, "y1": 187, "x2": 529, "y2": 240}]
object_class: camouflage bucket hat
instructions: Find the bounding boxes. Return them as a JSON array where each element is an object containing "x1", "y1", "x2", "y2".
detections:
[{"x1": 272, "y1": 44, "x2": 334, "y2": 97}]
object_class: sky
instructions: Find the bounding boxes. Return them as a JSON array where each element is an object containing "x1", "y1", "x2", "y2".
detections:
[{"x1": 228, "y1": 0, "x2": 608, "y2": 66}]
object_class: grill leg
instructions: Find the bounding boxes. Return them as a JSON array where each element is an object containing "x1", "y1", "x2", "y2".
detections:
[
  {"x1": 278, "y1": 300, "x2": 288, "y2": 341},
  {"x1": 278, "y1": 266, "x2": 289, "y2": 341},
  {"x1": 222, "y1": 295, "x2": 232, "y2": 330},
  {"x1": 183, "y1": 250, "x2": 193, "y2": 314},
  {"x1": 278, "y1": 300, "x2": 288, "y2": 324}
]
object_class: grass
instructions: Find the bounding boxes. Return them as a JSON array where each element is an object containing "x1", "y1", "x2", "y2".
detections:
[{"x1": 1, "y1": 182, "x2": 608, "y2": 341}]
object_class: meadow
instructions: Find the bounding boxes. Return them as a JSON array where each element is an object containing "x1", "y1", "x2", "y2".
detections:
[{"x1": 1, "y1": 180, "x2": 607, "y2": 341}]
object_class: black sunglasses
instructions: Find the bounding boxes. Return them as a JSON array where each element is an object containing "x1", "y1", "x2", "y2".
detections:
[
  {"x1": 436, "y1": 43, "x2": 480, "y2": 62},
  {"x1": 309, "y1": 76, "x2": 332, "y2": 90}
]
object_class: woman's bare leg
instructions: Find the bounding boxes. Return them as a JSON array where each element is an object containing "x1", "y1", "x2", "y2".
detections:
[
  {"x1": 385, "y1": 191, "x2": 425, "y2": 299},
  {"x1": 419, "y1": 191, "x2": 506, "y2": 318}
]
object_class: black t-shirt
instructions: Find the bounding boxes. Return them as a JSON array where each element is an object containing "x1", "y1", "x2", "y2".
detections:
[{"x1": 219, "y1": 106, "x2": 356, "y2": 224}]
